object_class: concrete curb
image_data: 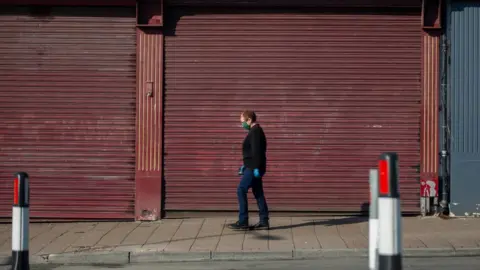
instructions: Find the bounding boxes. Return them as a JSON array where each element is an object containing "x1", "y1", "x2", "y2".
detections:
[
  {"x1": 0, "y1": 254, "x2": 48, "y2": 265},
  {"x1": 0, "y1": 255, "x2": 9, "y2": 266},
  {"x1": 130, "y1": 251, "x2": 211, "y2": 263},
  {"x1": 294, "y1": 248, "x2": 369, "y2": 259},
  {"x1": 2, "y1": 247, "x2": 480, "y2": 266},
  {"x1": 48, "y1": 251, "x2": 130, "y2": 265},
  {"x1": 211, "y1": 251, "x2": 293, "y2": 261}
]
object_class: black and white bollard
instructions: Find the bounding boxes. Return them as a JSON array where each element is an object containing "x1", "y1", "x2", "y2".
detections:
[
  {"x1": 12, "y1": 172, "x2": 30, "y2": 270},
  {"x1": 378, "y1": 153, "x2": 402, "y2": 270},
  {"x1": 369, "y1": 169, "x2": 379, "y2": 270}
]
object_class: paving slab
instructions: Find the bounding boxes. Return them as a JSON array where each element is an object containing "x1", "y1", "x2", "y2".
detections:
[
  {"x1": 0, "y1": 234, "x2": 9, "y2": 251},
  {"x1": 403, "y1": 217, "x2": 429, "y2": 233},
  {"x1": 216, "y1": 218, "x2": 246, "y2": 252},
  {"x1": 64, "y1": 222, "x2": 116, "y2": 253},
  {"x1": 291, "y1": 217, "x2": 320, "y2": 249},
  {"x1": 190, "y1": 218, "x2": 225, "y2": 252},
  {"x1": 30, "y1": 223, "x2": 56, "y2": 240},
  {"x1": 114, "y1": 244, "x2": 142, "y2": 252},
  {"x1": 337, "y1": 223, "x2": 368, "y2": 249},
  {"x1": 95, "y1": 222, "x2": 139, "y2": 248},
  {"x1": 121, "y1": 222, "x2": 159, "y2": 246},
  {"x1": 0, "y1": 223, "x2": 53, "y2": 254},
  {"x1": 415, "y1": 233, "x2": 455, "y2": 249},
  {"x1": 164, "y1": 219, "x2": 204, "y2": 252},
  {"x1": 268, "y1": 217, "x2": 294, "y2": 251},
  {"x1": 403, "y1": 235, "x2": 427, "y2": 248},
  {"x1": 0, "y1": 224, "x2": 8, "y2": 233},
  {"x1": 38, "y1": 222, "x2": 95, "y2": 255},
  {"x1": 0, "y1": 242, "x2": 9, "y2": 255},
  {"x1": 440, "y1": 232, "x2": 479, "y2": 249},
  {"x1": 30, "y1": 223, "x2": 77, "y2": 255},
  {"x1": 243, "y1": 229, "x2": 269, "y2": 251},
  {"x1": 314, "y1": 219, "x2": 347, "y2": 249},
  {"x1": 2, "y1": 216, "x2": 480, "y2": 266},
  {"x1": 143, "y1": 219, "x2": 182, "y2": 251}
]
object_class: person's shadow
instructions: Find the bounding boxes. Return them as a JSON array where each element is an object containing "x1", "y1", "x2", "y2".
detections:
[{"x1": 253, "y1": 203, "x2": 370, "y2": 240}]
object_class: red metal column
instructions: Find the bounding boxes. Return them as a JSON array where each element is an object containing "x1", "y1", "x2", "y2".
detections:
[
  {"x1": 420, "y1": 30, "x2": 441, "y2": 212},
  {"x1": 135, "y1": 27, "x2": 164, "y2": 221}
]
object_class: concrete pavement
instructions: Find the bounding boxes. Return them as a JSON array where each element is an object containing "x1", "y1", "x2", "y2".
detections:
[
  {"x1": 1, "y1": 216, "x2": 480, "y2": 265},
  {"x1": 5, "y1": 257, "x2": 480, "y2": 270}
]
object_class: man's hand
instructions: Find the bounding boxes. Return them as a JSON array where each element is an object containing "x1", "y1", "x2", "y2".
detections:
[
  {"x1": 253, "y1": 168, "x2": 262, "y2": 178},
  {"x1": 238, "y1": 165, "x2": 245, "y2": 175}
]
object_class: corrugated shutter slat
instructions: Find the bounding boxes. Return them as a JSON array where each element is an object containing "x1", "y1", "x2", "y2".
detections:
[
  {"x1": 164, "y1": 8, "x2": 422, "y2": 213},
  {"x1": 0, "y1": 6, "x2": 136, "y2": 219}
]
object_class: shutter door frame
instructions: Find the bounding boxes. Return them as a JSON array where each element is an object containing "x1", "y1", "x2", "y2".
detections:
[
  {"x1": 0, "y1": 6, "x2": 137, "y2": 219},
  {"x1": 164, "y1": 7, "x2": 422, "y2": 214}
]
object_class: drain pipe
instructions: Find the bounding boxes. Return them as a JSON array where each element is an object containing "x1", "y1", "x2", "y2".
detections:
[{"x1": 439, "y1": 32, "x2": 450, "y2": 215}]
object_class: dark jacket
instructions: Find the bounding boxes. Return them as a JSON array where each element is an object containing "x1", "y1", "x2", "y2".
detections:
[{"x1": 242, "y1": 124, "x2": 267, "y2": 173}]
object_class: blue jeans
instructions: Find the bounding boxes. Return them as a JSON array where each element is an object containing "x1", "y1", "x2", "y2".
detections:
[{"x1": 237, "y1": 168, "x2": 269, "y2": 224}]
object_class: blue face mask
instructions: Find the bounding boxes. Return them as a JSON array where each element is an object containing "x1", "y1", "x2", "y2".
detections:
[{"x1": 241, "y1": 122, "x2": 250, "y2": 130}]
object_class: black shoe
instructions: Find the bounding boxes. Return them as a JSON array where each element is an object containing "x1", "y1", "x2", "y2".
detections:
[
  {"x1": 251, "y1": 221, "x2": 270, "y2": 230},
  {"x1": 227, "y1": 221, "x2": 250, "y2": 230}
]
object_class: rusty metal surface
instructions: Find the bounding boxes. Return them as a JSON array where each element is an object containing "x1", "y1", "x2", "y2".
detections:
[
  {"x1": 164, "y1": 8, "x2": 422, "y2": 213},
  {"x1": 0, "y1": 6, "x2": 137, "y2": 219},
  {"x1": 167, "y1": 0, "x2": 421, "y2": 8},
  {"x1": 0, "y1": 0, "x2": 135, "y2": 5},
  {"x1": 420, "y1": 31, "x2": 440, "y2": 194},
  {"x1": 135, "y1": 28, "x2": 164, "y2": 220},
  {"x1": 137, "y1": 29, "x2": 163, "y2": 173}
]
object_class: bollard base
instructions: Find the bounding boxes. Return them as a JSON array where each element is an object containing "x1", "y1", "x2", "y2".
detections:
[
  {"x1": 12, "y1": 250, "x2": 29, "y2": 270},
  {"x1": 379, "y1": 254, "x2": 402, "y2": 270}
]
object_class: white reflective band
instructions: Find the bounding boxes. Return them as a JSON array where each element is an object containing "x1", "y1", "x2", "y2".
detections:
[
  {"x1": 12, "y1": 206, "x2": 29, "y2": 251},
  {"x1": 369, "y1": 218, "x2": 379, "y2": 270},
  {"x1": 378, "y1": 198, "x2": 402, "y2": 256}
]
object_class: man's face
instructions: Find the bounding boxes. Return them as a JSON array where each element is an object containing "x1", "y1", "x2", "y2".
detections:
[{"x1": 240, "y1": 114, "x2": 251, "y2": 125}]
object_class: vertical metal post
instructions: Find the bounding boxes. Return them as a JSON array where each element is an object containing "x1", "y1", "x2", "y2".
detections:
[
  {"x1": 12, "y1": 172, "x2": 30, "y2": 270},
  {"x1": 439, "y1": 30, "x2": 450, "y2": 214},
  {"x1": 378, "y1": 153, "x2": 402, "y2": 270},
  {"x1": 369, "y1": 169, "x2": 379, "y2": 270}
]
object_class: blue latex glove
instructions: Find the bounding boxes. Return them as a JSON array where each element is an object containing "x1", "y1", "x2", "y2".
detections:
[
  {"x1": 238, "y1": 165, "x2": 245, "y2": 175},
  {"x1": 253, "y1": 168, "x2": 262, "y2": 178}
]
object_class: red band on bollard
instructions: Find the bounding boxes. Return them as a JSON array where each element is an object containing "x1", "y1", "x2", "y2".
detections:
[
  {"x1": 378, "y1": 153, "x2": 400, "y2": 198},
  {"x1": 13, "y1": 178, "x2": 19, "y2": 205},
  {"x1": 378, "y1": 160, "x2": 389, "y2": 195},
  {"x1": 13, "y1": 172, "x2": 29, "y2": 207}
]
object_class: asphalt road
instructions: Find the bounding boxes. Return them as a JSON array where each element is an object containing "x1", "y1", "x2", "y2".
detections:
[{"x1": 3, "y1": 257, "x2": 480, "y2": 270}]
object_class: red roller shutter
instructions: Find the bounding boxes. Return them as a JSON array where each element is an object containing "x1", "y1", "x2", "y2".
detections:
[
  {"x1": 0, "y1": 6, "x2": 137, "y2": 219},
  {"x1": 166, "y1": 0, "x2": 422, "y2": 8},
  {"x1": 164, "y1": 8, "x2": 422, "y2": 213}
]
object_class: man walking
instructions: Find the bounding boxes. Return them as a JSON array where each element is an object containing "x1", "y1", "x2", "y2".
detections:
[{"x1": 228, "y1": 110, "x2": 270, "y2": 230}]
